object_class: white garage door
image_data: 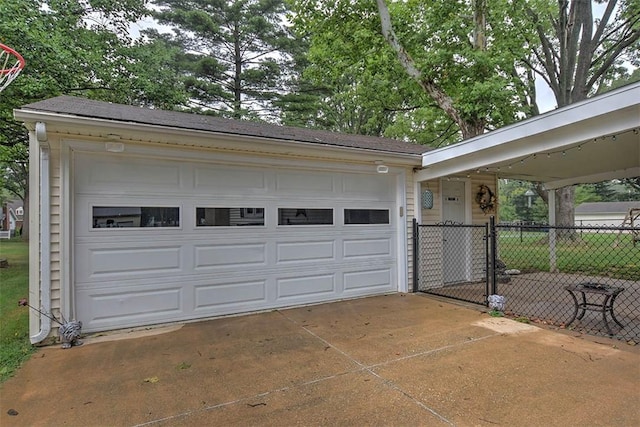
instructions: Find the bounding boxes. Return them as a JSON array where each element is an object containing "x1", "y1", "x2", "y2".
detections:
[{"x1": 73, "y1": 152, "x2": 400, "y2": 332}]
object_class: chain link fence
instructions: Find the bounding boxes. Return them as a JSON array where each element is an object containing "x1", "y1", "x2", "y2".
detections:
[
  {"x1": 414, "y1": 222, "x2": 489, "y2": 306},
  {"x1": 414, "y1": 219, "x2": 640, "y2": 342},
  {"x1": 495, "y1": 224, "x2": 639, "y2": 341}
]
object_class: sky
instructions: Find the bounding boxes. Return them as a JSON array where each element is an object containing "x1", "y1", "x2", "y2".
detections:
[{"x1": 535, "y1": 79, "x2": 557, "y2": 113}]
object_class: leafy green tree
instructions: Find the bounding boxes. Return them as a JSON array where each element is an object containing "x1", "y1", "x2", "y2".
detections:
[
  {"x1": 0, "y1": 145, "x2": 28, "y2": 229},
  {"x1": 375, "y1": 0, "x2": 638, "y2": 229},
  {"x1": 621, "y1": 177, "x2": 640, "y2": 194},
  {"x1": 497, "y1": 179, "x2": 523, "y2": 222},
  {"x1": 149, "y1": 0, "x2": 300, "y2": 120},
  {"x1": 0, "y1": 0, "x2": 187, "y2": 238},
  {"x1": 574, "y1": 184, "x2": 603, "y2": 205},
  {"x1": 285, "y1": 1, "x2": 428, "y2": 138},
  {"x1": 576, "y1": 180, "x2": 640, "y2": 202},
  {"x1": 499, "y1": 180, "x2": 547, "y2": 223},
  {"x1": 511, "y1": 0, "x2": 640, "y2": 228},
  {"x1": 520, "y1": 0, "x2": 639, "y2": 107},
  {"x1": 374, "y1": 0, "x2": 534, "y2": 139},
  {"x1": 289, "y1": 0, "x2": 528, "y2": 143}
]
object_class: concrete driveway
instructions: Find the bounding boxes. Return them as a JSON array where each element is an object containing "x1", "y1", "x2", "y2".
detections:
[{"x1": 1, "y1": 294, "x2": 639, "y2": 426}]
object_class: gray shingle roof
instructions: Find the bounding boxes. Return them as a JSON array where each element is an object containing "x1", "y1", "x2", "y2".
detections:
[
  {"x1": 20, "y1": 96, "x2": 429, "y2": 156},
  {"x1": 575, "y1": 201, "x2": 640, "y2": 214}
]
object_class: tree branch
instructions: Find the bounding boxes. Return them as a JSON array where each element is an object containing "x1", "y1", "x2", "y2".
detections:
[
  {"x1": 572, "y1": 1, "x2": 594, "y2": 100},
  {"x1": 590, "y1": 0, "x2": 617, "y2": 50},
  {"x1": 587, "y1": 28, "x2": 640, "y2": 88},
  {"x1": 375, "y1": 0, "x2": 479, "y2": 138},
  {"x1": 524, "y1": 5, "x2": 560, "y2": 97}
]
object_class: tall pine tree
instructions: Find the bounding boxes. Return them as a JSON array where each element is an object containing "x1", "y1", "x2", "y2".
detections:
[{"x1": 149, "y1": 0, "x2": 300, "y2": 121}]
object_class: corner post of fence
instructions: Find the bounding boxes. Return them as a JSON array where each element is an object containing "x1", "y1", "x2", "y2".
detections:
[
  {"x1": 412, "y1": 218, "x2": 419, "y2": 292},
  {"x1": 548, "y1": 189, "x2": 558, "y2": 273},
  {"x1": 489, "y1": 216, "x2": 498, "y2": 296},
  {"x1": 484, "y1": 221, "x2": 490, "y2": 305},
  {"x1": 549, "y1": 228, "x2": 558, "y2": 273}
]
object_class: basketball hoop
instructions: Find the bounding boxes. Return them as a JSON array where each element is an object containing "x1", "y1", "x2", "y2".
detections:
[{"x1": 0, "y1": 43, "x2": 25, "y2": 92}]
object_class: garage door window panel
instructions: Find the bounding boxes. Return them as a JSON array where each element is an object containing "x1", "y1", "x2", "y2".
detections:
[
  {"x1": 196, "y1": 207, "x2": 265, "y2": 227},
  {"x1": 278, "y1": 208, "x2": 333, "y2": 226},
  {"x1": 344, "y1": 209, "x2": 390, "y2": 225},
  {"x1": 93, "y1": 206, "x2": 180, "y2": 228}
]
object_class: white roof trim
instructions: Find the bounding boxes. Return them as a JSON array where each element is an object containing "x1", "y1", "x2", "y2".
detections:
[
  {"x1": 420, "y1": 82, "x2": 640, "y2": 185},
  {"x1": 15, "y1": 109, "x2": 423, "y2": 165},
  {"x1": 545, "y1": 166, "x2": 640, "y2": 190}
]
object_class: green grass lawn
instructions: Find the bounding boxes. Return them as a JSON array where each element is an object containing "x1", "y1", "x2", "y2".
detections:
[
  {"x1": 0, "y1": 239, "x2": 36, "y2": 383},
  {"x1": 498, "y1": 231, "x2": 640, "y2": 280}
]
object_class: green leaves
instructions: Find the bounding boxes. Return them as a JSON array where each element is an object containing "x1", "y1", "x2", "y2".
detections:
[
  {"x1": 289, "y1": 0, "x2": 530, "y2": 142},
  {"x1": 149, "y1": 0, "x2": 299, "y2": 120},
  {"x1": 0, "y1": 0, "x2": 188, "y2": 218}
]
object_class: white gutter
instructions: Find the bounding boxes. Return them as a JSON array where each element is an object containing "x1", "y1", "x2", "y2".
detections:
[
  {"x1": 13, "y1": 109, "x2": 424, "y2": 163},
  {"x1": 30, "y1": 121, "x2": 51, "y2": 344}
]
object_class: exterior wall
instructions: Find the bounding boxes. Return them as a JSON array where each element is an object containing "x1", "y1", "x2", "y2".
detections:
[
  {"x1": 417, "y1": 174, "x2": 498, "y2": 225},
  {"x1": 416, "y1": 179, "x2": 442, "y2": 289},
  {"x1": 405, "y1": 168, "x2": 416, "y2": 291},
  {"x1": 470, "y1": 175, "x2": 499, "y2": 224},
  {"x1": 50, "y1": 140, "x2": 62, "y2": 321},
  {"x1": 415, "y1": 174, "x2": 498, "y2": 290},
  {"x1": 575, "y1": 213, "x2": 626, "y2": 227},
  {"x1": 419, "y1": 179, "x2": 442, "y2": 224},
  {"x1": 33, "y1": 133, "x2": 417, "y2": 340}
]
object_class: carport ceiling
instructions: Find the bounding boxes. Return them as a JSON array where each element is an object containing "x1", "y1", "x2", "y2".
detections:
[{"x1": 416, "y1": 82, "x2": 639, "y2": 189}]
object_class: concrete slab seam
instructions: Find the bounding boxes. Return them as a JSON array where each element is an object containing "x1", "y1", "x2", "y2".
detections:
[
  {"x1": 130, "y1": 386, "x2": 293, "y2": 426},
  {"x1": 277, "y1": 311, "x2": 473, "y2": 425},
  {"x1": 367, "y1": 333, "x2": 497, "y2": 370},
  {"x1": 132, "y1": 369, "x2": 364, "y2": 427},
  {"x1": 134, "y1": 315, "x2": 499, "y2": 426}
]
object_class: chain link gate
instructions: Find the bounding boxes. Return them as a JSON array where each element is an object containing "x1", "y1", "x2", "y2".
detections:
[{"x1": 413, "y1": 219, "x2": 491, "y2": 306}]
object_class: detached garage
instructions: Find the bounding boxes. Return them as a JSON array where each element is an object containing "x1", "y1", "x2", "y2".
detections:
[
  {"x1": 73, "y1": 154, "x2": 400, "y2": 332},
  {"x1": 16, "y1": 96, "x2": 426, "y2": 341}
]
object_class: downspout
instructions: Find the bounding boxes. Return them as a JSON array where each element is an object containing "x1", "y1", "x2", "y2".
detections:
[{"x1": 30, "y1": 122, "x2": 51, "y2": 344}]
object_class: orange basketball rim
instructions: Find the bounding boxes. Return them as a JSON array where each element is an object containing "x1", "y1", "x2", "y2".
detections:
[{"x1": 0, "y1": 42, "x2": 25, "y2": 92}]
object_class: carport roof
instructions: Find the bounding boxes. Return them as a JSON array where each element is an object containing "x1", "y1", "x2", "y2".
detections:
[
  {"x1": 417, "y1": 82, "x2": 640, "y2": 189},
  {"x1": 17, "y1": 96, "x2": 428, "y2": 156}
]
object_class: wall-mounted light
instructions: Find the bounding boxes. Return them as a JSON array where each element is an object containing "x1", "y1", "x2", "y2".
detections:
[
  {"x1": 375, "y1": 160, "x2": 389, "y2": 174},
  {"x1": 105, "y1": 142, "x2": 125, "y2": 152}
]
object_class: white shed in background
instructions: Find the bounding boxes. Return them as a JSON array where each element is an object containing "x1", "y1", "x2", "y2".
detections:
[{"x1": 575, "y1": 201, "x2": 640, "y2": 227}]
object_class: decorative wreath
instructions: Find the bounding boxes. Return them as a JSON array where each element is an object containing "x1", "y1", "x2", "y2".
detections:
[{"x1": 475, "y1": 184, "x2": 496, "y2": 214}]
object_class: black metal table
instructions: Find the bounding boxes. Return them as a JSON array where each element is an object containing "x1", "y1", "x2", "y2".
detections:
[{"x1": 564, "y1": 283, "x2": 625, "y2": 335}]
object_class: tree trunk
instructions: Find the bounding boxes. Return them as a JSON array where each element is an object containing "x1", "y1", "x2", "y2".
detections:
[
  {"x1": 233, "y1": 23, "x2": 242, "y2": 119},
  {"x1": 551, "y1": 1, "x2": 597, "y2": 234},
  {"x1": 556, "y1": 186, "x2": 576, "y2": 239},
  {"x1": 376, "y1": 0, "x2": 485, "y2": 140},
  {"x1": 473, "y1": 0, "x2": 487, "y2": 51},
  {"x1": 533, "y1": 1, "x2": 602, "y2": 234}
]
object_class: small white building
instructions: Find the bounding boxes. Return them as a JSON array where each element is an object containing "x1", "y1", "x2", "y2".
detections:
[
  {"x1": 575, "y1": 201, "x2": 640, "y2": 227},
  {"x1": 1, "y1": 200, "x2": 23, "y2": 239},
  {"x1": 14, "y1": 82, "x2": 639, "y2": 344}
]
